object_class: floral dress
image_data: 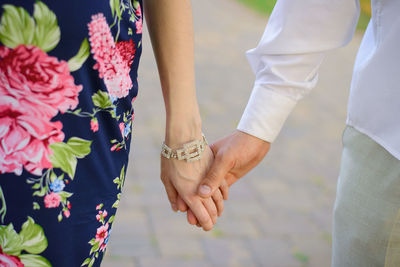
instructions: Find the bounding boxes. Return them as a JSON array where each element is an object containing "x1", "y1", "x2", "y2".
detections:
[{"x1": 0, "y1": 0, "x2": 142, "y2": 266}]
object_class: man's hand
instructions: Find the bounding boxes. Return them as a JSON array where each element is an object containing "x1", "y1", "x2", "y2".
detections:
[{"x1": 197, "y1": 131, "x2": 271, "y2": 198}]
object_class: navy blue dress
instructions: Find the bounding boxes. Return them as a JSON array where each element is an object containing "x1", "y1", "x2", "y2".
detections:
[{"x1": 0, "y1": 1, "x2": 142, "y2": 266}]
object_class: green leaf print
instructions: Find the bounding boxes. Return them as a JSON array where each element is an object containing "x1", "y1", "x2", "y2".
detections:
[
  {"x1": 111, "y1": 199, "x2": 119, "y2": 208},
  {"x1": 68, "y1": 38, "x2": 90, "y2": 72},
  {"x1": 89, "y1": 257, "x2": 95, "y2": 267},
  {"x1": 32, "y1": 183, "x2": 41, "y2": 190},
  {"x1": 0, "y1": 1, "x2": 60, "y2": 52},
  {"x1": 119, "y1": 165, "x2": 125, "y2": 187},
  {"x1": 132, "y1": 0, "x2": 140, "y2": 9},
  {"x1": 0, "y1": 5, "x2": 35, "y2": 48},
  {"x1": 33, "y1": 202, "x2": 40, "y2": 210},
  {"x1": 32, "y1": 1, "x2": 60, "y2": 52},
  {"x1": 50, "y1": 171, "x2": 58, "y2": 183},
  {"x1": 19, "y1": 217, "x2": 48, "y2": 254},
  {"x1": 81, "y1": 258, "x2": 91, "y2": 266},
  {"x1": 58, "y1": 191, "x2": 73, "y2": 202},
  {"x1": 0, "y1": 224, "x2": 23, "y2": 256},
  {"x1": 49, "y1": 142, "x2": 78, "y2": 179},
  {"x1": 0, "y1": 212, "x2": 51, "y2": 265},
  {"x1": 49, "y1": 138, "x2": 92, "y2": 179},
  {"x1": 109, "y1": 0, "x2": 119, "y2": 17},
  {"x1": 89, "y1": 241, "x2": 100, "y2": 255},
  {"x1": 108, "y1": 215, "x2": 115, "y2": 223},
  {"x1": 0, "y1": 185, "x2": 6, "y2": 223},
  {"x1": 67, "y1": 137, "x2": 92, "y2": 158},
  {"x1": 32, "y1": 186, "x2": 47, "y2": 197},
  {"x1": 115, "y1": 0, "x2": 122, "y2": 20},
  {"x1": 19, "y1": 254, "x2": 51, "y2": 267},
  {"x1": 92, "y1": 90, "x2": 113, "y2": 109}
]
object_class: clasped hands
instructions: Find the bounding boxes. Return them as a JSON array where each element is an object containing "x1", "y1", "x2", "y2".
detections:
[{"x1": 160, "y1": 130, "x2": 271, "y2": 231}]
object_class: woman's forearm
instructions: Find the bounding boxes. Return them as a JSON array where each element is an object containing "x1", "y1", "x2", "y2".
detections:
[{"x1": 144, "y1": 0, "x2": 202, "y2": 146}]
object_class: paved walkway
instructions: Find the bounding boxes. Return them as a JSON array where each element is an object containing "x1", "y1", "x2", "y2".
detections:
[{"x1": 102, "y1": 0, "x2": 363, "y2": 266}]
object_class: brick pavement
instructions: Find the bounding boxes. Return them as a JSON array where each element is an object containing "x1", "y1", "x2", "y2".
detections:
[{"x1": 102, "y1": 0, "x2": 363, "y2": 266}]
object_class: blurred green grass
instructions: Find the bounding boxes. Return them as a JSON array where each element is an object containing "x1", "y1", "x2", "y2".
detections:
[{"x1": 235, "y1": 0, "x2": 371, "y2": 30}]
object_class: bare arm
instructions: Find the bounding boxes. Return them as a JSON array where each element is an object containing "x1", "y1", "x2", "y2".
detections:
[
  {"x1": 145, "y1": 0, "x2": 200, "y2": 142},
  {"x1": 144, "y1": 0, "x2": 222, "y2": 231}
]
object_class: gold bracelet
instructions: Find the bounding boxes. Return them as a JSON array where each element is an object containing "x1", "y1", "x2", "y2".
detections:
[{"x1": 161, "y1": 134, "x2": 208, "y2": 162}]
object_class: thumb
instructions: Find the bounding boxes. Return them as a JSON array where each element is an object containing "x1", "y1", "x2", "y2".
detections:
[{"x1": 198, "y1": 153, "x2": 233, "y2": 198}]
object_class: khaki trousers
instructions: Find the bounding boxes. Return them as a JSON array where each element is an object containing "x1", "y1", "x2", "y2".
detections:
[{"x1": 332, "y1": 126, "x2": 400, "y2": 267}]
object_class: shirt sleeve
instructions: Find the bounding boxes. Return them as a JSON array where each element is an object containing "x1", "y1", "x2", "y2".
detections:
[{"x1": 237, "y1": 0, "x2": 360, "y2": 143}]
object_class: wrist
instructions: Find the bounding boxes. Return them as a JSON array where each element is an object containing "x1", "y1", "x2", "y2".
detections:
[
  {"x1": 235, "y1": 130, "x2": 270, "y2": 160},
  {"x1": 165, "y1": 115, "x2": 202, "y2": 148}
]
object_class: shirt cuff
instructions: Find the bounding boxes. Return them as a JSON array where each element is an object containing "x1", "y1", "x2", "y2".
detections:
[{"x1": 237, "y1": 85, "x2": 297, "y2": 143}]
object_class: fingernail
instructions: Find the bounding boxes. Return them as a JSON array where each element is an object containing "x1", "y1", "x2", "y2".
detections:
[
  {"x1": 199, "y1": 185, "x2": 211, "y2": 195},
  {"x1": 171, "y1": 204, "x2": 178, "y2": 212}
]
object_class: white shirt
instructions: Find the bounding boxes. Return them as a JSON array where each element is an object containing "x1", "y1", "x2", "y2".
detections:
[{"x1": 237, "y1": 0, "x2": 400, "y2": 159}]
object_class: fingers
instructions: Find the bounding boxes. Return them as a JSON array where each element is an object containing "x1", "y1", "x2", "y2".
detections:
[
  {"x1": 219, "y1": 178, "x2": 229, "y2": 201},
  {"x1": 225, "y1": 172, "x2": 239, "y2": 187},
  {"x1": 176, "y1": 195, "x2": 188, "y2": 212},
  {"x1": 198, "y1": 152, "x2": 234, "y2": 199},
  {"x1": 186, "y1": 208, "x2": 198, "y2": 225},
  {"x1": 187, "y1": 188, "x2": 225, "y2": 227},
  {"x1": 187, "y1": 199, "x2": 214, "y2": 231},
  {"x1": 160, "y1": 176, "x2": 178, "y2": 212},
  {"x1": 202, "y1": 197, "x2": 218, "y2": 225},
  {"x1": 211, "y1": 189, "x2": 224, "y2": 216}
]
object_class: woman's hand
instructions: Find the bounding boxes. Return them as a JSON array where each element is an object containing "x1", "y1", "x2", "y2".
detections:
[
  {"x1": 144, "y1": 0, "x2": 225, "y2": 230},
  {"x1": 160, "y1": 145, "x2": 223, "y2": 231}
]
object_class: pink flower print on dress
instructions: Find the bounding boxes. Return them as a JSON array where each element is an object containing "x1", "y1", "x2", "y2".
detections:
[
  {"x1": 0, "y1": 45, "x2": 82, "y2": 118},
  {"x1": 95, "y1": 222, "x2": 109, "y2": 246},
  {"x1": 96, "y1": 210, "x2": 108, "y2": 221},
  {"x1": 116, "y1": 40, "x2": 135, "y2": 68},
  {"x1": 136, "y1": 18, "x2": 142, "y2": 34},
  {"x1": 88, "y1": 14, "x2": 136, "y2": 99},
  {"x1": 135, "y1": 4, "x2": 143, "y2": 34},
  {"x1": 135, "y1": 4, "x2": 142, "y2": 17},
  {"x1": 63, "y1": 210, "x2": 71, "y2": 218},
  {"x1": 0, "y1": 44, "x2": 84, "y2": 176},
  {"x1": 119, "y1": 122, "x2": 125, "y2": 137},
  {"x1": 0, "y1": 246, "x2": 23, "y2": 267},
  {"x1": 44, "y1": 192, "x2": 61, "y2": 208},
  {"x1": 90, "y1": 118, "x2": 99, "y2": 132},
  {"x1": 0, "y1": 97, "x2": 64, "y2": 176}
]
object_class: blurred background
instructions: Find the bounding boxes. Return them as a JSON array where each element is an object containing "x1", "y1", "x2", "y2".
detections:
[{"x1": 103, "y1": 0, "x2": 370, "y2": 266}]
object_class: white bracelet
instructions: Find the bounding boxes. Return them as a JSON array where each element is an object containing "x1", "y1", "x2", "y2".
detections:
[{"x1": 161, "y1": 134, "x2": 208, "y2": 162}]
